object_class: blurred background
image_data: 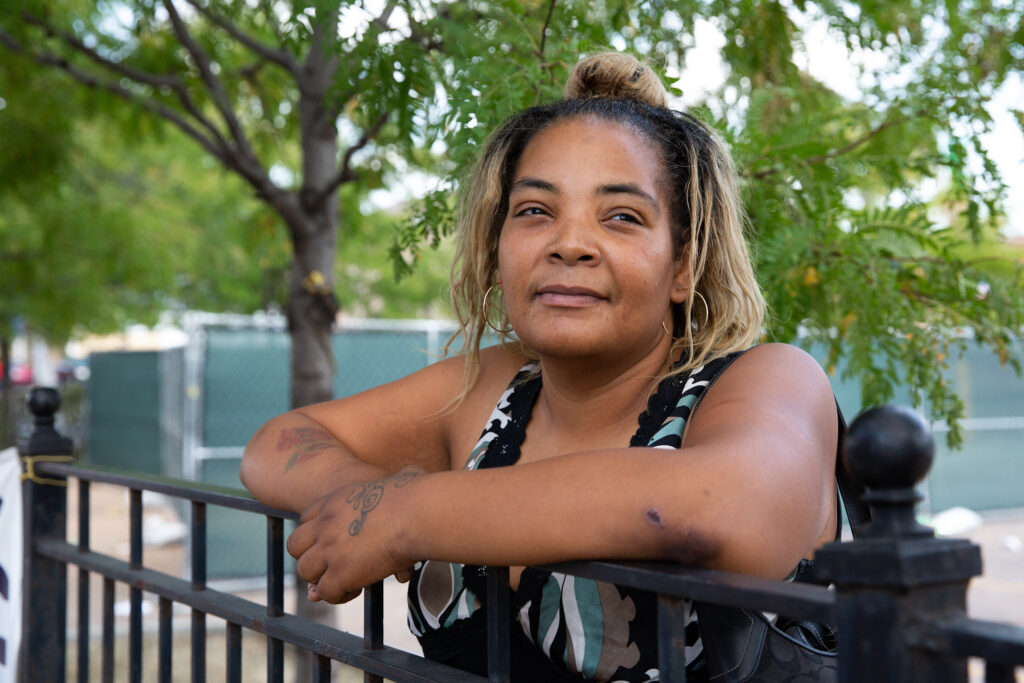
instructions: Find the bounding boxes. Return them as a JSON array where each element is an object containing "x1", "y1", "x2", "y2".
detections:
[{"x1": 1, "y1": 0, "x2": 1022, "y2": 644}]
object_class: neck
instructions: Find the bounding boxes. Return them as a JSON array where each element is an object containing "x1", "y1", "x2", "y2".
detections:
[{"x1": 532, "y1": 336, "x2": 675, "y2": 439}]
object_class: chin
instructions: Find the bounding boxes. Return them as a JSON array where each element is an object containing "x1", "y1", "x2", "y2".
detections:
[{"x1": 516, "y1": 330, "x2": 612, "y2": 359}]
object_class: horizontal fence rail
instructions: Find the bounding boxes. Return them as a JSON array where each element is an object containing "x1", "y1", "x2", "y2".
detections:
[{"x1": 16, "y1": 388, "x2": 1024, "y2": 683}]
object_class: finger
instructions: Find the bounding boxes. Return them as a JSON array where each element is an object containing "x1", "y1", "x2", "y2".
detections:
[
  {"x1": 394, "y1": 567, "x2": 413, "y2": 583},
  {"x1": 299, "y1": 496, "x2": 327, "y2": 524},
  {"x1": 286, "y1": 522, "x2": 314, "y2": 559},
  {"x1": 313, "y1": 569, "x2": 361, "y2": 605},
  {"x1": 307, "y1": 583, "x2": 322, "y2": 603},
  {"x1": 338, "y1": 588, "x2": 362, "y2": 604},
  {"x1": 294, "y1": 549, "x2": 327, "y2": 585}
]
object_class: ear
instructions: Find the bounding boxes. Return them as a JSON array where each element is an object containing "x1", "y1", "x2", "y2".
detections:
[{"x1": 669, "y1": 258, "x2": 691, "y2": 305}]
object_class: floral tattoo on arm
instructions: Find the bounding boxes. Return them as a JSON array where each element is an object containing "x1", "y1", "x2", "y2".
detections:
[
  {"x1": 277, "y1": 427, "x2": 338, "y2": 471},
  {"x1": 346, "y1": 472, "x2": 420, "y2": 537}
]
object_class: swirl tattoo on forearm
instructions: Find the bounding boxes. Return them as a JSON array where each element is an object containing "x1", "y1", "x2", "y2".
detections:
[
  {"x1": 346, "y1": 472, "x2": 420, "y2": 537},
  {"x1": 277, "y1": 427, "x2": 338, "y2": 471}
]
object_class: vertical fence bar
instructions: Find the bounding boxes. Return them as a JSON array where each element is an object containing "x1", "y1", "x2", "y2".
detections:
[
  {"x1": 77, "y1": 479, "x2": 91, "y2": 683},
  {"x1": 226, "y1": 622, "x2": 242, "y2": 683},
  {"x1": 363, "y1": 580, "x2": 384, "y2": 683},
  {"x1": 18, "y1": 387, "x2": 72, "y2": 683},
  {"x1": 984, "y1": 662, "x2": 1016, "y2": 683},
  {"x1": 656, "y1": 594, "x2": 689, "y2": 683},
  {"x1": 313, "y1": 654, "x2": 331, "y2": 683},
  {"x1": 129, "y1": 488, "x2": 143, "y2": 683},
  {"x1": 267, "y1": 516, "x2": 284, "y2": 683},
  {"x1": 158, "y1": 597, "x2": 172, "y2": 683},
  {"x1": 191, "y1": 501, "x2": 207, "y2": 683},
  {"x1": 102, "y1": 576, "x2": 115, "y2": 683},
  {"x1": 486, "y1": 566, "x2": 511, "y2": 683}
]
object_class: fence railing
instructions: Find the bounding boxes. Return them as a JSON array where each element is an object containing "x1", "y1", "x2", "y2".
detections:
[{"x1": 15, "y1": 387, "x2": 1024, "y2": 682}]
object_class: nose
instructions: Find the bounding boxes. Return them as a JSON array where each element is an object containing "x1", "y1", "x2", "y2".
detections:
[{"x1": 547, "y1": 213, "x2": 600, "y2": 266}]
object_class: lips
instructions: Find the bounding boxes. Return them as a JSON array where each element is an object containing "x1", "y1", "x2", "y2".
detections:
[{"x1": 534, "y1": 285, "x2": 606, "y2": 306}]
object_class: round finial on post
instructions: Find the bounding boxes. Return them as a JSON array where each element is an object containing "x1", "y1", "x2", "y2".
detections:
[
  {"x1": 28, "y1": 386, "x2": 62, "y2": 423},
  {"x1": 844, "y1": 405, "x2": 934, "y2": 538},
  {"x1": 23, "y1": 386, "x2": 74, "y2": 456}
]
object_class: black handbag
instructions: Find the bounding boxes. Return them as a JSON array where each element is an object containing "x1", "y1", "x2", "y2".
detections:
[{"x1": 695, "y1": 406, "x2": 869, "y2": 682}]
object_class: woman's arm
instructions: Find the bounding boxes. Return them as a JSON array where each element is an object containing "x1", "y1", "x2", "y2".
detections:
[
  {"x1": 240, "y1": 352, "x2": 467, "y2": 512},
  {"x1": 287, "y1": 344, "x2": 839, "y2": 602}
]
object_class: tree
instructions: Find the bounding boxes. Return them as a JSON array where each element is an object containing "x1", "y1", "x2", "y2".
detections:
[
  {"x1": 2, "y1": 1, "x2": 400, "y2": 412},
  {"x1": 2, "y1": 1, "x2": 1021, "y2": 444},
  {"x1": 0, "y1": 2, "x2": 481, "y2": 671}
]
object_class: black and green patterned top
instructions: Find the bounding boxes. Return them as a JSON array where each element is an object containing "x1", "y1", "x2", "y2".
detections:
[{"x1": 406, "y1": 352, "x2": 745, "y2": 682}]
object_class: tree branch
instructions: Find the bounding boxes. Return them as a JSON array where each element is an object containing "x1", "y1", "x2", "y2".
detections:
[
  {"x1": 1, "y1": 14, "x2": 307, "y2": 243},
  {"x1": 21, "y1": 12, "x2": 176, "y2": 88},
  {"x1": 370, "y1": 1, "x2": 443, "y2": 54},
  {"x1": 0, "y1": 250, "x2": 43, "y2": 262},
  {"x1": 749, "y1": 114, "x2": 915, "y2": 180},
  {"x1": 538, "y1": 0, "x2": 557, "y2": 58},
  {"x1": 801, "y1": 115, "x2": 912, "y2": 165},
  {"x1": 0, "y1": 28, "x2": 226, "y2": 163},
  {"x1": 314, "y1": 112, "x2": 389, "y2": 206},
  {"x1": 18, "y1": 11, "x2": 232, "y2": 155},
  {"x1": 370, "y1": 0, "x2": 400, "y2": 33},
  {"x1": 181, "y1": 0, "x2": 299, "y2": 76},
  {"x1": 161, "y1": 0, "x2": 262, "y2": 171}
]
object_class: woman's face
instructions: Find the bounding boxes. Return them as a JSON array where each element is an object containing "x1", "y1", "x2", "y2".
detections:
[{"x1": 496, "y1": 117, "x2": 689, "y2": 363}]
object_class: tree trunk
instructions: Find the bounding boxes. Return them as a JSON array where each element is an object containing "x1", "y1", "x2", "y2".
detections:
[
  {"x1": 286, "y1": 226, "x2": 338, "y2": 409},
  {"x1": 288, "y1": 12, "x2": 343, "y2": 680}
]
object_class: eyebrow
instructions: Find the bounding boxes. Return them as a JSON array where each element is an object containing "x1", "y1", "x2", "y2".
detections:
[{"x1": 510, "y1": 177, "x2": 661, "y2": 213}]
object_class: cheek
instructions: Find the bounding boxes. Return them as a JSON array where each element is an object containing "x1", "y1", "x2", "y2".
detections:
[
  {"x1": 496, "y1": 230, "x2": 535, "y2": 286},
  {"x1": 627, "y1": 244, "x2": 676, "y2": 298}
]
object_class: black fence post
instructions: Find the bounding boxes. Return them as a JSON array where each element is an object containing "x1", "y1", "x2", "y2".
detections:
[
  {"x1": 18, "y1": 387, "x2": 74, "y2": 683},
  {"x1": 815, "y1": 405, "x2": 983, "y2": 682}
]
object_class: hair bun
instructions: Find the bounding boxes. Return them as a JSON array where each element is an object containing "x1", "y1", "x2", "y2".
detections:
[{"x1": 564, "y1": 53, "x2": 668, "y2": 108}]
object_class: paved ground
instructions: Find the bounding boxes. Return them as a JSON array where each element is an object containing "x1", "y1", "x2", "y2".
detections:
[{"x1": 64, "y1": 482, "x2": 1024, "y2": 679}]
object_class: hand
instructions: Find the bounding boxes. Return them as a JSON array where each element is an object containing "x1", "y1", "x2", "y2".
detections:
[{"x1": 287, "y1": 468, "x2": 424, "y2": 604}]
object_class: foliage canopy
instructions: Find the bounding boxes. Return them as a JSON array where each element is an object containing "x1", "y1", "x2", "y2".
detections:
[{"x1": 1, "y1": 0, "x2": 1022, "y2": 443}]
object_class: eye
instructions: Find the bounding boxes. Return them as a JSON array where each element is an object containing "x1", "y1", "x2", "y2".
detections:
[
  {"x1": 514, "y1": 205, "x2": 550, "y2": 217},
  {"x1": 607, "y1": 211, "x2": 643, "y2": 225}
]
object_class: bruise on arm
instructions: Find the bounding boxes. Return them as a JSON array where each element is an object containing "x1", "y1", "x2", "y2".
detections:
[
  {"x1": 643, "y1": 506, "x2": 721, "y2": 567},
  {"x1": 277, "y1": 426, "x2": 339, "y2": 471},
  {"x1": 644, "y1": 507, "x2": 664, "y2": 528}
]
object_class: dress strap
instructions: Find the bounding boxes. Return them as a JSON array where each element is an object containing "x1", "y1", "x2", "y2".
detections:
[
  {"x1": 477, "y1": 373, "x2": 541, "y2": 469},
  {"x1": 632, "y1": 350, "x2": 748, "y2": 447}
]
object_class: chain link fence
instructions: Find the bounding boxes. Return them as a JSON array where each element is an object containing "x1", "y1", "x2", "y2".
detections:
[{"x1": 184, "y1": 313, "x2": 461, "y2": 578}]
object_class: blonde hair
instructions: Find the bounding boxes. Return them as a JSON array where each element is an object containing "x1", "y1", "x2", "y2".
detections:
[{"x1": 447, "y1": 52, "x2": 765, "y2": 397}]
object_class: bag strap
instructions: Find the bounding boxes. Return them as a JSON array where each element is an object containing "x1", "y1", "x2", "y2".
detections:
[{"x1": 834, "y1": 401, "x2": 870, "y2": 538}]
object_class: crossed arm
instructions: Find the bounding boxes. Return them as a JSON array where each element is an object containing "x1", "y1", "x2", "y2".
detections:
[{"x1": 240, "y1": 343, "x2": 838, "y2": 604}]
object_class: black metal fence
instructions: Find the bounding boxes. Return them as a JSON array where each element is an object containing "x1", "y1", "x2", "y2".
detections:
[{"x1": 15, "y1": 387, "x2": 1024, "y2": 682}]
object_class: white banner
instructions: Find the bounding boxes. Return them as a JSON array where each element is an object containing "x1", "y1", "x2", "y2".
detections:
[{"x1": 0, "y1": 447, "x2": 22, "y2": 683}]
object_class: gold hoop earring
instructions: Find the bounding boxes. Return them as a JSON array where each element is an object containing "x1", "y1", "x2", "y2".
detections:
[
  {"x1": 693, "y1": 291, "x2": 710, "y2": 326},
  {"x1": 662, "y1": 320, "x2": 674, "y2": 337},
  {"x1": 483, "y1": 284, "x2": 514, "y2": 335}
]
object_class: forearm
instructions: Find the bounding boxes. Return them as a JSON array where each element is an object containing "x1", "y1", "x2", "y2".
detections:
[
  {"x1": 397, "y1": 444, "x2": 819, "y2": 579},
  {"x1": 401, "y1": 450, "x2": 718, "y2": 568},
  {"x1": 241, "y1": 411, "x2": 390, "y2": 513}
]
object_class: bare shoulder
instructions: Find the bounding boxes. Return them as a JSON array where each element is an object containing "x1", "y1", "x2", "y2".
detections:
[
  {"x1": 727, "y1": 343, "x2": 832, "y2": 393},
  {"x1": 685, "y1": 343, "x2": 836, "y2": 447}
]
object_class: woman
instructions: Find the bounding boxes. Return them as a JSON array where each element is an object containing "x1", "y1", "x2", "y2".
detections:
[{"x1": 241, "y1": 52, "x2": 838, "y2": 682}]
